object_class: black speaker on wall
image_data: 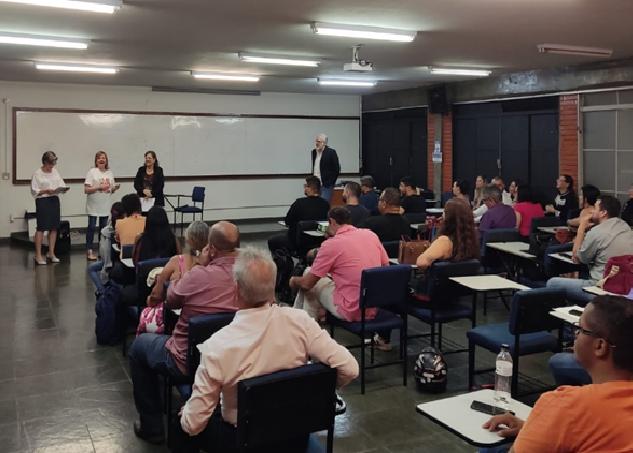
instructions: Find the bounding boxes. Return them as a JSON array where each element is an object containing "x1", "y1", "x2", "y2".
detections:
[{"x1": 428, "y1": 85, "x2": 450, "y2": 114}]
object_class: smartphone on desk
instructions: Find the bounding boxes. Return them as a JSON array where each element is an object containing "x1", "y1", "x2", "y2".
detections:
[
  {"x1": 470, "y1": 400, "x2": 514, "y2": 416},
  {"x1": 569, "y1": 309, "x2": 583, "y2": 316}
]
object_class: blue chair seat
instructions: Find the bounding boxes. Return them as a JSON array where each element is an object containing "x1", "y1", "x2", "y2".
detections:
[
  {"x1": 409, "y1": 303, "x2": 472, "y2": 323},
  {"x1": 328, "y1": 309, "x2": 403, "y2": 335},
  {"x1": 467, "y1": 323, "x2": 559, "y2": 356},
  {"x1": 176, "y1": 384, "x2": 192, "y2": 400}
]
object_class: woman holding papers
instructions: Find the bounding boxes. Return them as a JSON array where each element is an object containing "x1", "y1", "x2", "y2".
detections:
[
  {"x1": 31, "y1": 150, "x2": 69, "y2": 265},
  {"x1": 84, "y1": 151, "x2": 119, "y2": 261},
  {"x1": 133, "y1": 150, "x2": 165, "y2": 208}
]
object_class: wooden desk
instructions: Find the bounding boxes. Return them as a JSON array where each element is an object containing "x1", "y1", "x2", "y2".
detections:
[
  {"x1": 303, "y1": 230, "x2": 325, "y2": 237},
  {"x1": 450, "y1": 275, "x2": 529, "y2": 292},
  {"x1": 549, "y1": 305, "x2": 584, "y2": 324},
  {"x1": 583, "y1": 286, "x2": 621, "y2": 297},
  {"x1": 486, "y1": 242, "x2": 534, "y2": 260},
  {"x1": 121, "y1": 258, "x2": 134, "y2": 268},
  {"x1": 388, "y1": 258, "x2": 418, "y2": 269},
  {"x1": 548, "y1": 253, "x2": 575, "y2": 265},
  {"x1": 416, "y1": 389, "x2": 532, "y2": 447},
  {"x1": 538, "y1": 226, "x2": 569, "y2": 235},
  {"x1": 330, "y1": 187, "x2": 344, "y2": 207}
]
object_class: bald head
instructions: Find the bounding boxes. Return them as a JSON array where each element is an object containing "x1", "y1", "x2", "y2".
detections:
[{"x1": 209, "y1": 221, "x2": 240, "y2": 252}]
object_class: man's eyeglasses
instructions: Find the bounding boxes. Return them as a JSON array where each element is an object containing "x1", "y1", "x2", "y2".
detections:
[{"x1": 572, "y1": 323, "x2": 616, "y2": 347}]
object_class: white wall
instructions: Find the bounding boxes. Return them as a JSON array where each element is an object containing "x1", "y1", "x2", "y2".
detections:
[{"x1": 0, "y1": 81, "x2": 360, "y2": 238}]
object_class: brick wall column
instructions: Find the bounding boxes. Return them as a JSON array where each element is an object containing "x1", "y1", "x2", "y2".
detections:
[
  {"x1": 559, "y1": 95, "x2": 580, "y2": 184},
  {"x1": 426, "y1": 112, "x2": 453, "y2": 193}
]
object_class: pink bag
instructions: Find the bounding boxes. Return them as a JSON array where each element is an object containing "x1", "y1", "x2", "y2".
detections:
[
  {"x1": 136, "y1": 304, "x2": 165, "y2": 336},
  {"x1": 598, "y1": 255, "x2": 633, "y2": 295}
]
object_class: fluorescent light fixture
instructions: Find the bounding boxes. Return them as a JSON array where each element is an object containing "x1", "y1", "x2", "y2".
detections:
[
  {"x1": 0, "y1": 0, "x2": 121, "y2": 13},
  {"x1": 430, "y1": 68, "x2": 491, "y2": 77},
  {"x1": 311, "y1": 22, "x2": 416, "y2": 43},
  {"x1": 537, "y1": 43, "x2": 612, "y2": 57},
  {"x1": 0, "y1": 32, "x2": 87, "y2": 49},
  {"x1": 239, "y1": 53, "x2": 319, "y2": 67},
  {"x1": 35, "y1": 63, "x2": 117, "y2": 74},
  {"x1": 318, "y1": 78, "x2": 376, "y2": 87},
  {"x1": 192, "y1": 71, "x2": 259, "y2": 82}
]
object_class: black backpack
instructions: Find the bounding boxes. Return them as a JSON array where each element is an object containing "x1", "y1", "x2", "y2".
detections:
[
  {"x1": 95, "y1": 281, "x2": 124, "y2": 345},
  {"x1": 56, "y1": 220, "x2": 71, "y2": 255},
  {"x1": 273, "y1": 248, "x2": 295, "y2": 303}
]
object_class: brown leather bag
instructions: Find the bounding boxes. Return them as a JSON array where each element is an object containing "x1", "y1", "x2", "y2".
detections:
[{"x1": 398, "y1": 239, "x2": 431, "y2": 265}]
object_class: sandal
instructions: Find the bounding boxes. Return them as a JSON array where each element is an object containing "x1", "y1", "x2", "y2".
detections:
[
  {"x1": 33, "y1": 256, "x2": 47, "y2": 265},
  {"x1": 47, "y1": 255, "x2": 60, "y2": 263}
]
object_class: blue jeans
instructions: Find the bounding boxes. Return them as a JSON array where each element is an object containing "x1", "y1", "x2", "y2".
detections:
[
  {"x1": 479, "y1": 446, "x2": 510, "y2": 453},
  {"x1": 546, "y1": 277, "x2": 594, "y2": 305},
  {"x1": 129, "y1": 333, "x2": 185, "y2": 435},
  {"x1": 321, "y1": 186, "x2": 333, "y2": 203},
  {"x1": 88, "y1": 260, "x2": 105, "y2": 293},
  {"x1": 549, "y1": 352, "x2": 591, "y2": 386},
  {"x1": 86, "y1": 215, "x2": 108, "y2": 251}
]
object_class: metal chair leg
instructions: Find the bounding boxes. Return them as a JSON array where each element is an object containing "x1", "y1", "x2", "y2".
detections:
[
  {"x1": 468, "y1": 340, "x2": 475, "y2": 390},
  {"x1": 360, "y1": 335, "x2": 366, "y2": 394}
]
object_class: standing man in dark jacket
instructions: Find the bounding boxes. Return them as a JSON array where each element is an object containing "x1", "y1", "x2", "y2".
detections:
[{"x1": 311, "y1": 133, "x2": 340, "y2": 202}]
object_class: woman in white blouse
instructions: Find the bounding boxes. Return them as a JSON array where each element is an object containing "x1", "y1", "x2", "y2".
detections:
[
  {"x1": 84, "y1": 151, "x2": 118, "y2": 260},
  {"x1": 31, "y1": 151, "x2": 68, "y2": 265}
]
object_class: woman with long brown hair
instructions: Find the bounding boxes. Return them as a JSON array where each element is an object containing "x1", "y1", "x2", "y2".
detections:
[{"x1": 416, "y1": 198, "x2": 480, "y2": 269}]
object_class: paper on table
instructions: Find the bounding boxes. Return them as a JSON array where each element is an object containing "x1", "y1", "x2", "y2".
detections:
[{"x1": 141, "y1": 197, "x2": 155, "y2": 212}]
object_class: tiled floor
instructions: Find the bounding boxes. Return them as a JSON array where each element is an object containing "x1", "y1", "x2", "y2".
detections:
[{"x1": 0, "y1": 242, "x2": 555, "y2": 453}]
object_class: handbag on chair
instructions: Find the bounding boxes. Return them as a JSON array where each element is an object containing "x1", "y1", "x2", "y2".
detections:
[
  {"x1": 398, "y1": 237, "x2": 431, "y2": 265},
  {"x1": 597, "y1": 255, "x2": 633, "y2": 295}
]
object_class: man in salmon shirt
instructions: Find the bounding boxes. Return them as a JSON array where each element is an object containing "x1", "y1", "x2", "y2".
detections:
[
  {"x1": 481, "y1": 295, "x2": 633, "y2": 452},
  {"x1": 290, "y1": 206, "x2": 389, "y2": 323}
]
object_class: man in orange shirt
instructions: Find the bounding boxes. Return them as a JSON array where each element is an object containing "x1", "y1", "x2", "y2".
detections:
[{"x1": 482, "y1": 295, "x2": 633, "y2": 452}]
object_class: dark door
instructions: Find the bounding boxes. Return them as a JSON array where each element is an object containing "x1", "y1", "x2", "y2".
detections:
[
  {"x1": 500, "y1": 115, "x2": 529, "y2": 184},
  {"x1": 530, "y1": 113, "x2": 559, "y2": 202}
]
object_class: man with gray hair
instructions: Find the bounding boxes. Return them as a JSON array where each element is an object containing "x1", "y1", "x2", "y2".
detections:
[
  {"x1": 176, "y1": 247, "x2": 358, "y2": 451},
  {"x1": 479, "y1": 184, "x2": 516, "y2": 233},
  {"x1": 312, "y1": 133, "x2": 340, "y2": 202}
]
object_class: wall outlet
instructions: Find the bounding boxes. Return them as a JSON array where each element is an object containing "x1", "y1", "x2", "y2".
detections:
[{"x1": 1, "y1": 172, "x2": 9, "y2": 180}]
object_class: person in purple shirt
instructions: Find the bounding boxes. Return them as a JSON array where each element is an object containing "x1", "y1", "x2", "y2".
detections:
[{"x1": 479, "y1": 185, "x2": 517, "y2": 233}]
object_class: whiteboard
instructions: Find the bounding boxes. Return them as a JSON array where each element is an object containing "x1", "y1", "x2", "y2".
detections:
[{"x1": 14, "y1": 109, "x2": 360, "y2": 181}]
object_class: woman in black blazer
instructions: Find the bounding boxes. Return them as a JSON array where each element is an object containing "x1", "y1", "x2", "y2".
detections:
[{"x1": 133, "y1": 150, "x2": 165, "y2": 206}]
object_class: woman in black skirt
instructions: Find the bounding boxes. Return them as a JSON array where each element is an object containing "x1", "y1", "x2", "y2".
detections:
[
  {"x1": 30, "y1": 151, "x2": 68, "y2": 265},
  {"x1": 133, "y1": 150, "x2": 165, "y2": 207}
]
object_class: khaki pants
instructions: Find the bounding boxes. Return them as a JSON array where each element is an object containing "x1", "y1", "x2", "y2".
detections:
[{"x1": 293, "y1": 268, "x2": 345, "y2": 321}]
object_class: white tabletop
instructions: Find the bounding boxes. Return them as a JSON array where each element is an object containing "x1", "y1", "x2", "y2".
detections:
[
  {"x1": 112, "y1": 243, "x2": 120, "y2": 253},
  {"x1": 486, "y1": 241, "x2": 535, "y2": 259},
  {"x1": 277, "y1": 220, "x2": 287, "y2": 228},
  {"x1": 548, "y1": 253, "x2": 575, "y2": 265},
  {"x1": 410, "y1": 223, "x2": 423, "y2": 229},
  {"x1": 426, "y1": 208, "x2": 444, "y2": 214},
  {"x1": 121, "y1": 258, "x2": 134, "y2": 268},
  {"x1": 417, "y1": 389, "x2": 532, "y2": 447},
  {"x1": 303, "y1": 230, "x2": 325, "y2": 237},
  {"x1": 450, "y1": 275, "x2": 530, "y2": 291},
  {"x1": 583, "y1": 286, "x2": 620, "y2": 297},
  {"x1": 538, "y1": 226, "x2": 569, "y2": 234},
  {"x1": 549, "y1": 305, "x2": 584, "y2": 324},
  {"x1": 388, "y1": 258, "x2": 418, "y2": 268}
]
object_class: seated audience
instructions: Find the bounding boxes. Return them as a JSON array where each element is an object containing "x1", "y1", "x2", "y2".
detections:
[
  {"x1": 545, "y1": 174, "x2": 579, "y2": 222},
  {"x1": 452, "y1": 180, "x2": 470, "y2": 205},
  {"x1": 479, "y1": 185, "x2": 517, "y2": 233},
  {"x1": 359, "y1": 175, "x2": 379, "y2": 215},
  {"x1": 567, "y1": 184, "x2": 600, "y2": 229},
  {"x1": 416, "y1": 199, "x2": 480, "y2": 270},
  {"x1": 129, "y1": 221, "x2": 240, "y2": 444},
  {"x1": 492, "y1": 176, "x2": 513, "y2": 206},
  {"x1": 472, "y1": 174, "x2": 487, "y2": 209},
  {"x1": 513, "y1": 185, "x2": 544, "y2": 238},
  {"x1": 267, "y1": 175, "x2": 329, "y2": 254},
  {"x1": 482, "y1": 295, "x2": 633, "y2": 453},
  {"x1": 146, "y1": 220, "x2": 209, "y2": 305},
  {"x1": 547, "y1": 195, "x2": 633, "y2": 303},
  {"x1": 508, "y1": 180, "x2": 518, "y2": 204},
  {"x1": 115, "y1": 193, "x2": 146, "y2": 247},
  {"x1": 132, "y1": 206, "x2": 180, "y2": 264},
  {"x1": 621, "y1": 184, "x2": 633, "y2": 226},
  {"x1": 361, "y1": 187, "x2": 411, "y2": 242},
  {"x1": 342, "y1": 181, "x2": 370, "y2": 226},
  {"x1": 291, "y1": 207, "x2": 389, "y2": 322},
  {"x1": 175, "y1": 247, "x2": 359, "y2": 452},
  {"x1": 399, "y1": 176, "x2": 427, "y2": 213},
  {"x1": 88, "y1": 201, "x2": 125, "y2": 292}
]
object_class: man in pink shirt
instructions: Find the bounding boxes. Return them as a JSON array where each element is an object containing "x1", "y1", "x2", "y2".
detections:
[
  {"x1": 174, "y1": 247, "x2": 358, "y2": 452},
  {"x1": 130, "y1": 221, "x2": 240, "y2": 445},
  {"x1": 290, "y1": 207, "x2": 389, "y2": 322}
]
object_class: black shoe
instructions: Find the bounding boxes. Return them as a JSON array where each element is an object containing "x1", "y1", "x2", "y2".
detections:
[{"x1": 133, "y1": 421, "x2": 165, "y2": 445}]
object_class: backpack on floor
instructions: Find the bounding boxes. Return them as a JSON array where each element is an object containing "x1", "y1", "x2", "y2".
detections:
[
  {"x1": 95, "y1": 280, "x2": 124, "y2": 345},
  {"x1": 56, "y1": 220, "x2": 71, "y2": 255},
  {"x1": 273, "y1": 248, "x2": 295, "y2": 303}
]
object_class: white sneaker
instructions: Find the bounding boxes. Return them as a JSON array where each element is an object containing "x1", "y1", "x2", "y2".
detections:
[
  {"x1": 47, "y1": 255, "x2": 60, "y2": 263},
  {"x1": 335, "y1": 393, "x2": 347, "y2": 415}
]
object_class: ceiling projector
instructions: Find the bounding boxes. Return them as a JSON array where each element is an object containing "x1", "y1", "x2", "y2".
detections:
[{"x1": 344, "y1": 45, "x2": 374, "y2": 72}]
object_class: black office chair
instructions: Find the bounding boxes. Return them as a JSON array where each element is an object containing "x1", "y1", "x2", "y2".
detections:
[
  {"x1": 328, "y1": 265, "x2": 410, "y2": 394},
  {"x1": 236, "y1": 363, "x2": 336, "y2": 453},
  {"x1": 121, "y1": 257, "x2": 170, "y2": 356},
  {"x1": 403, "y1": 212, "x2": 427, "y2": 225},
  {"x1": 407, "y1": 260, "x2": 481, "y2": 353},
  {"x1": 467, "y1": 288, "x2": 565, "y2": 396},
  {"x1": 166, "y1": 312, "x2": 236, "y2": 443},
  {"x1": 382, "y1": 241, "x2": 400, "y2": 259},
  {"x1": 173, "y1": 186, "x2": 205, "y2": 236}
]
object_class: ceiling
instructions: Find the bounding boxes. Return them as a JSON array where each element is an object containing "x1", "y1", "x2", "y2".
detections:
[{"x1": 0, "y1": 0, "x2": 632, "y2": 94}]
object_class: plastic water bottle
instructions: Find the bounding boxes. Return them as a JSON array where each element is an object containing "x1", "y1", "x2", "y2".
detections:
[{"x1": 494, "y1": 344, "x2": 513, "y2": 406}]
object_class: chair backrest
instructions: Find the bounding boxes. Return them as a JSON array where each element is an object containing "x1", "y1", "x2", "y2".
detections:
[
  {"x1": 480, "y1": 228, "x2": 522, "y2": 259},
  {"x1": 441, "y1": 191, "x2": 453, "y2": 207},
  {"x1": 529, "y1": 216, "x2": 562, "y2": 235},
  {"x1": 192, "y1": 186, "x2": 205, "y2": 203},
  {"x1": 425, "y1": 259, "x2": 482, "y2": 304},
  {"x1": 135, "y1": 257, "x2": 170, "y2": 306},
  {"x1": 509, "y1": 288, "x2": 566, "y2": 335},
  {"x1": 187, "y1": 312, "x2": 236, "y2": 375},
  {"x1": 121, "y1": 244, "x2": 134, "y2": 259},
  {"x1": 360, "y1": 265, "x2": 411, "y2": 310},
  {"x1": 382, "y1": 241, "x2": 400, "y2": 259},
  {"x1": 404, "y1": 212, "x2": 427, "y2": 225},
  {"x1": 236, "y1": 363, "x2": 336, "y2": 452},
  {"x1": 295, "y1": 220, "x2": 324, "y2": 257}
]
